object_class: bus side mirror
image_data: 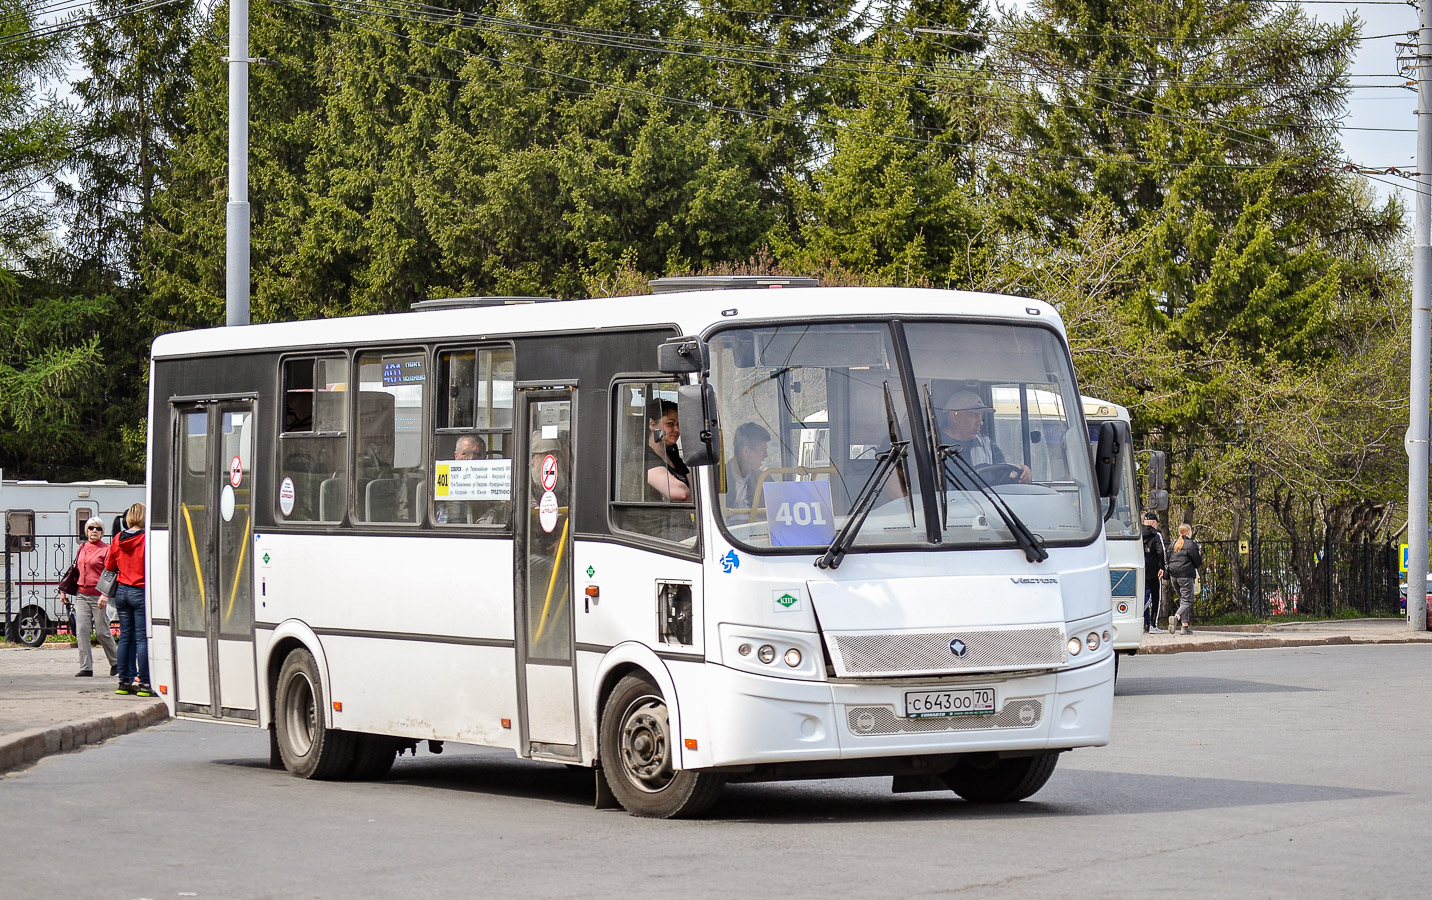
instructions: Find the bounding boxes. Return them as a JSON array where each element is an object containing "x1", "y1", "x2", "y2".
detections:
[
  {"x1": 5, "y1": 509, "x2": 35, "y2": 552},
  {"x1": 657, "y1": 338, "x2": 705, "y2": 375},
  {"x1": 1094, "y1": 422, "x2": 1121, "y2": 499},
  {"x1": 1148, "y1": 489, "x2": 1169, "y2": 512},
  {"x1": 677, "y1": 383, "x2": 718, "y2": 468},
  {"x1": 1145, "y1": 450, "x2": 1167, "y2": 492}
]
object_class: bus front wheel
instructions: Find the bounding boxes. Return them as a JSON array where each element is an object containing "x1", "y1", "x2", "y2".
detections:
[
  {"x1": 274, "y1": 648, "x2": 354, "y2": 779},
  {"x1": 599, "y1": 675, "x2": 724, "y2": 818},
  {"x1": 941, "y1": 751, "x2": 1059, "y2": 803}
]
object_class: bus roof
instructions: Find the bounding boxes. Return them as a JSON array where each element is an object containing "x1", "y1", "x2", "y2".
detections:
[
  {"x1": 150, "y1": 288, "x2": 1063, "y2": 359},
  {"x1": 1081, "y1": 396, "x2": 1130, "y2": 421}
]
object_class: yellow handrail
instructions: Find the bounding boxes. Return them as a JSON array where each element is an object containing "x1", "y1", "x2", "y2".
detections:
[
  {"x1": 180, "y1": 503, "x2": 206, "y2": 608},
  {"x1": 225, "y1": 514, "x2": 251, "y2": 622},
  {"x1": 533, "y1": 515, "x2": 571, "y2": 644}
]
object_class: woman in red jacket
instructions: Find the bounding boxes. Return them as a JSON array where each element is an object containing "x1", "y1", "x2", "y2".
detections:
[{"x1": 105, "y1": 503, "x2": 149, "y2": 696}]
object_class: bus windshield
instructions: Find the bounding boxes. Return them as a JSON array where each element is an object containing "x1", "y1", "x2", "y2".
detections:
[{"x1": 709, "y1": 320, "x2": 1101, "y2": 552}]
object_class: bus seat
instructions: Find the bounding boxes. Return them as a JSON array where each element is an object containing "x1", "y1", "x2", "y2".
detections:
[
  {"x1": 365, "y1": 478, "x2": 410, "y2": 522},
  {"x1": 319, "y1": 476, "x2": 346, "y2": 522}
]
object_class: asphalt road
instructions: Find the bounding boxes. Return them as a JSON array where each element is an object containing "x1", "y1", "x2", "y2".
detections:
[{"x1": 3, "y1": 645, "x2": 1430, "y2": 899}]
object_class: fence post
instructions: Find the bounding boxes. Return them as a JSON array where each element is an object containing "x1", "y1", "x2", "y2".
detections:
[
  {"x1": 1324, "y1": 529, "x2": 1334, "y2": 618},
  {"x1": 3, "y1": 527, "x2": 12, "y2": 643}
]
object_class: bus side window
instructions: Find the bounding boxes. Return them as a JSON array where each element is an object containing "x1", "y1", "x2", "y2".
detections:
[
  {"x1": 279, "y1": 355, "x2": 349, "y2": 523},
  {"x1": 432, "y1": 346, "x2": 514, "y2": 527},
  {"x1": 610, "y1": 380, "x2": 696, "y2": 543}
]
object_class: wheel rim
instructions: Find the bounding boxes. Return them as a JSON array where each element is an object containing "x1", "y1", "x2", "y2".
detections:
[
  {"x1": 282, "y1": 671, "x2": 317, "y2": 757},
  {"x1": 618, "y1": 693, "x2": 674, "y2": 793},
  {"x1": 18, "y1": 611, "x2": 44, "y2": 645}
]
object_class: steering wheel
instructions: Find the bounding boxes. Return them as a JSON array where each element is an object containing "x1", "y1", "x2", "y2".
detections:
[{"x1": 976, "y1": 463, "x2": 1025, "y2": 485}]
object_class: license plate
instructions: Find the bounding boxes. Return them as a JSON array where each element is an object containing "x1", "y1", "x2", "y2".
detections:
[{"x1": 904, "y1": 688, "x2": 996, "y2": 718}]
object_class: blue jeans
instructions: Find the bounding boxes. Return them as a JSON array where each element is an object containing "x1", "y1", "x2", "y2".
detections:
[
  {"x1": 1144, "y1": 580, "x2": 1161, "y2": 629},
  {"x1": 113, "y1": 584, "x2": 148, "y2": 685}
]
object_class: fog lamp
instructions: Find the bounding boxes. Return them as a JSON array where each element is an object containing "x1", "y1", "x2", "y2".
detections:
[
  {"x1": 784, "y1": 648, "x2": 802, "y2": 667},
  {"x1": 1067, "y1": 637, "x2": 1082, "y2": 656},
  {"x1": 758, "y1": 644, "x2": 776, "y2": 664}
]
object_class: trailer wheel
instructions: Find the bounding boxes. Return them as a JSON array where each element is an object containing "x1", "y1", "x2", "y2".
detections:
[
  {"x1": 942, "y1": 751, "x2": 1059, "y2": 803},
  {"x1": 17, "y1": 606, "x2": 48, "y2": 648},
  {"x1": 274, "y1": 648, "x2": 354, "y2": 779},
  {"x1": 599, "y1": 674, "x2": 724, "y2": 818}
]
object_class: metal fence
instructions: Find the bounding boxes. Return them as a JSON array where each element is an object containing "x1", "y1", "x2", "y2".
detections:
[
  {"x1": 1196, "y1": 539, "x2": 1401, "y2": 621},
  {"x1": 3, "y1": 532, "x2": 118, "y2": 646}
]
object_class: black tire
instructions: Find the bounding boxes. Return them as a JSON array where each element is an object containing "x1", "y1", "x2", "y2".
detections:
[
  {"x1": 599, "y1": 675, "x2": 724, "y2": 818},
  {"x1": 941, "y1": 752, "x2": 1060, "y2": 803},
  {"x1": 17, "y1": 606, "x2": 48, "y2": 648},
  {"x1": 274, "y1": 648, "x2": 354, "y2": 779},
  {"x1": 346, "y1": 734, "x2": 398, "y2": 780}
]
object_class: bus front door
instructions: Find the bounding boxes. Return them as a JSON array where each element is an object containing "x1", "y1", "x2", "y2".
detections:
[
  {"x1": 514, "y1": 386, "x2": 579, "y2": 759},
  {"x1": 171, "y1": 401, "x2": 258, "y2": 720}
]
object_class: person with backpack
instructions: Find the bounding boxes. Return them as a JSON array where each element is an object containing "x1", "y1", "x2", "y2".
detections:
[
  {"x1": 1166, "y1": 522, "x2": 1203, "y2": 635},
  {"x1": 1141, "y1": 511, "x2": 1167, "y2": 633}
]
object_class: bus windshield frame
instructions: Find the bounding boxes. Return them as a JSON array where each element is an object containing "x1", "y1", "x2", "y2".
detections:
[{"x1": 706, "y1": 317, "x2": 1102, "y2": 556}]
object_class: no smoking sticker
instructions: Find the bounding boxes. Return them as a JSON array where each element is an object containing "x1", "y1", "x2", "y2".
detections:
[
  {"x1": 541, "y1": 454, "x2": 558, "y2": 492},
  {"x1": 229, "y1": 455, "x2": 243, "y2": 488}
]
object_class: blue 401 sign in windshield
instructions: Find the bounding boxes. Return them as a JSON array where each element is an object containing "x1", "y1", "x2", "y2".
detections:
[{"x1": 765, "y1": 481, "x2": 837, "y2": 547}]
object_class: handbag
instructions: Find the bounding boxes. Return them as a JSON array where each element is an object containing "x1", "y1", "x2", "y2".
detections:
[
  {"x1": 96, "y1": 568, "x2": 119, "y2": 597},
  {"x1": 57, "y1": 563, "x2": 80, "y2": 595}
]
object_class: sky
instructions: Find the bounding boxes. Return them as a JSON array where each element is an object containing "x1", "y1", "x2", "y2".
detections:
[{"x1": 1331, "y1": 2, "x2": 1419, "y2": 207}]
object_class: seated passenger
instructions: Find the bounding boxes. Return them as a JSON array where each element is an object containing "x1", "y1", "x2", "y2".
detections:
[
  {"x1": 724, "y1": 422, "x2": 770, "y2": 523},
  {"x1": 643, "y1": 399, "x2": 690, "y2": 502}
]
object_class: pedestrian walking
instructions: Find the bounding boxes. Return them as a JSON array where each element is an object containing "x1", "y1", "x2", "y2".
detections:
[
  {"x1": 1141, "y1": 511, "x2": 1166, "y2": 633},
  {"x1": 104, "y1": 503, "x2": 150, "y2": 697},
  {"x1": 65, "y1": 517, "x2": 118, "y2": 677},
  {"x1": 1166, "y1": 523, "x2": 1203, "y2": 635}
]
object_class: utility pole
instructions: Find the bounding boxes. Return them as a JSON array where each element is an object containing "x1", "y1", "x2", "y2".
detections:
[
  {"x1": 226, "y1": 0, "x2": 250, "y2": 327},
  {"x1": 1408, "y1": 2, "x2": 1430, "y2": 631}
]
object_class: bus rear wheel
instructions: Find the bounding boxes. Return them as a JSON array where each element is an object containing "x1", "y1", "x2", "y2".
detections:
[
  {"x1": 941, "y1": 751, "x2": 1059, "y2": 803},
  {"x1": 274, "y1": 648, "x2": 354, "y2": 779},
  {"x1": 599, "y1": 675, "x2": 724, "y2": 818},
  {"x1": 346, "y1": 734, "x2": 399, "y2": 780}
]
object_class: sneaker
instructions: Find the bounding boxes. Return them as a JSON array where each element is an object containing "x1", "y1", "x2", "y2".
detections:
[
  {"x1": 115, "y1": 682, "x2": 132, "y2": 695},
  {"x1": 1181, "y1": 627, "x2": 1192, "y2": 635},
  {"x1": 109, "y1": 664, "x2": 118, "y2": 676},
  {"x1": 75, "y1": 670, "x2": 93, "y2": 677},
  {"x1": 1148, "y1": 626, "x2": 1162, "y2": 634},
  {"x1": 1169, "y1": 615, "x2": 1180, "y2": 633},
  {"x1": 136, "y1": 684, "x2": 154, "y2": 698}
]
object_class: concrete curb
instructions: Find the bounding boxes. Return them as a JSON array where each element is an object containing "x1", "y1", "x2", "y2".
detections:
[
  {"x1": 0, "y1": 700, "x2": 169, "y2": 775},
  {"x1": 1140, "y1": 634, "x2": 1432, "y2": 655}
]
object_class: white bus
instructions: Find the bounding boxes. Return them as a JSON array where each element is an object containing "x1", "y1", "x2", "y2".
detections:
[
  {"x1": 144, "y1": 280, "x2": 1123, "y2": 817},
  {"x1": 2, "y1": 479, "x2": 144, "y2": 646},
  {"x1": 1081, "y1": 398, "x2": 1166, "y2": 668}
]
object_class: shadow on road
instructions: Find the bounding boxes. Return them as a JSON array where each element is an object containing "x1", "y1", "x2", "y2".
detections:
[
  {"x1": 1116, "y1": 675, "x2": 1319, "y2": 697},
  {"x1": 214, "y1": 747, "x2": 1392, "y2": 823}
]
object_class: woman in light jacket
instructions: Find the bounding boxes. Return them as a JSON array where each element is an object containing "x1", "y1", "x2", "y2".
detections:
[
  {"x1": 1165, "y1": 523, "x2": 1203, "y2": 635},
  {"x1": 68, "y1": 516, "x2": 118, "y2": 677},
  {"x1": 104, "y1": 503, "x2": 149, "y2": 696}
]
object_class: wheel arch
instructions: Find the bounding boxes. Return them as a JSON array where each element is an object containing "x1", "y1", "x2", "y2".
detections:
[
  {"x1": 263, "y1": 621, "x2": 332, "y2": 730},
  {"x1": 591, "y1": 643, "x2": 683, "y2": 768}
]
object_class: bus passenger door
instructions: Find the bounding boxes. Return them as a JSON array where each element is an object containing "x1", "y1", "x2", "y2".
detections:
[
  {"x1": 514, "y1": 386, "x2": 579, "y2": 759},
  {"x1": 171, "y1": 401, "x2": 259, "y2": 720}
]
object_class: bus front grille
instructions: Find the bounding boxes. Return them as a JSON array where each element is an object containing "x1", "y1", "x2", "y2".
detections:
[
  {"x1": 845, "y1": 699, "x2": 1044, "y2": 735},
  {"x1": 827, "y1": 627, "x2": 1065, "y2": 677}
]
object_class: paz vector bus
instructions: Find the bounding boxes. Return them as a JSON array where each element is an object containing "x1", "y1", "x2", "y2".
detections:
[{"x1": 143, "y1": 277, "x2": 1124, "y2": 817}]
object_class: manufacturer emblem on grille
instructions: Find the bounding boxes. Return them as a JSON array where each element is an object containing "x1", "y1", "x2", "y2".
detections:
[
  {"x1": 854, "y1": 712, "x2": 876, "y2": 733},
  {"x1": 949, "y1": 639, "x2": 968, "y2": 657}
]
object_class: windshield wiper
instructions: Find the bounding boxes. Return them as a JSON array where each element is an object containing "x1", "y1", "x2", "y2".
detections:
[
  {"x1": 817, "y1": 382, "x2": 909, "y2": 570},
  {"x1": 922, "y1": 384, "x2": 948, "y2": 533},
  {"x1": 938, "y1": 433, "x2": 1050, "y2": 565}
]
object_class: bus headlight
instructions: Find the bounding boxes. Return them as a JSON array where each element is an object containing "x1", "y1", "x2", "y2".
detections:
[
  {"x1": 719, "y1": 624, "x2": 823, "y2": 681},
  {"x1": 1067, "y1": 637, "x2": 1083, "y2": 656},
  {"x1": 1086, "y1": 632, "x2": 1100, "y2": 651}
]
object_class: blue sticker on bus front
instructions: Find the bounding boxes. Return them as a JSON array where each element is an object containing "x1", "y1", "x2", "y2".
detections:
[
  {"x1": 765, "y1": 481, "x2": 836, "y2": 547},
  {"x1": 720, "y1": 550, "x2": 740, "y2": 573}
]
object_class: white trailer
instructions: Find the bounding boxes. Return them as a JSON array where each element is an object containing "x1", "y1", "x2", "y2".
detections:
[{"x1": 2, "y1": 479, "x2": 145, "y2": 646}]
